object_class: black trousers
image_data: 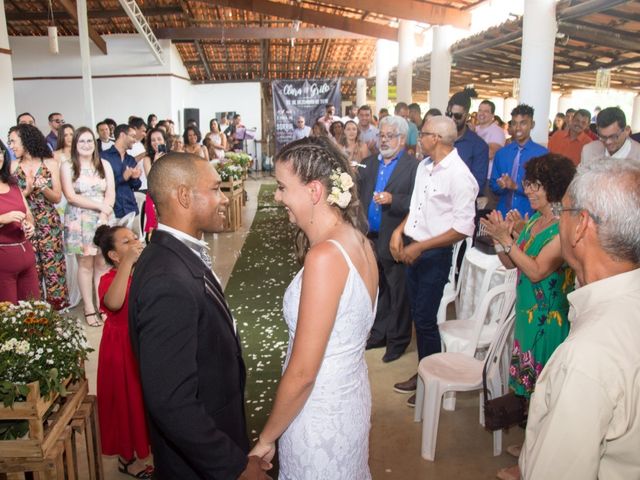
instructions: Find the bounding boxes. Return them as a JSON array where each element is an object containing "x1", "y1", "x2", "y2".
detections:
[{"x1": 369, "y1": 255, "x2": 413, "y2": 355}]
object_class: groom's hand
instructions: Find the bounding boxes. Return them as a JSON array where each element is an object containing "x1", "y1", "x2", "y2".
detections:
[{"x1": 238, "y1": 456, "x2": 272, "y2": 480}]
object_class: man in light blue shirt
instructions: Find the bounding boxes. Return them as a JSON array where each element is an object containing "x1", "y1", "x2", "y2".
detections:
[
  {"x1": 490, "y1": 104, "x2": 548, "y2": 217},
  {"x1": 395, "y1": 102, "x2": 418, "y2": 154}
]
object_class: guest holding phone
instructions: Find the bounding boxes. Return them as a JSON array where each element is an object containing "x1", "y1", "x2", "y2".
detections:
[{"x1": 141, "y1": 128, "x2": 169, "y2": 240}]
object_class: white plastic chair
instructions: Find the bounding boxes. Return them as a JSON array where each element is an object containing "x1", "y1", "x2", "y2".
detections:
[
  {"x1": 439, "y1": 268, "x2": 517, "y2": 410},
  {"x1": 414, "y1": 310, "x2": 516, "y2": 461},
  {"x1": 436, "y1": 237, "x2": 471, "y2": 324}
]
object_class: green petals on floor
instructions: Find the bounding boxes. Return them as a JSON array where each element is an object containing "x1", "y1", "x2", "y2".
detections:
[{"x1": 224, "y1": 183, "x2": 299, "y2": 442}]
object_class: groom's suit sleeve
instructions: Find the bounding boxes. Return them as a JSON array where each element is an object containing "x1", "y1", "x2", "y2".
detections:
[{"x1": 134, "y1": 274, "x2": 248, "y2": 479}]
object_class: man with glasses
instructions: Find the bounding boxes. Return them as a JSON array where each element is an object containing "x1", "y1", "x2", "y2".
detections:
[
  {"x1": 580, "y1": 106, "x2": 640, "y2": 163},
  {"x1": 549, "y1": 108, "x2": 592, "y2": 166},
  {"x1": 521, "y1": 157, "x2": 640, "y2": 479},
  {"x1": 292, "y1": 115, "x2": 311, "y2": 141},
  {"x1": 390, "y1": 115, "x2": 478, "y2": 406},
  {"x1": 446, "y1": 91, "x2": 489, "y2": 194},
  {"x1": 46, "y1": 112, "x2": 64, "y2": 150},
  {"x1": 358, "y1": 115, "x2": 416, "y2": 364},
  {"x1": 490, "y1": 104, "x2": 548, "y2": 217}
]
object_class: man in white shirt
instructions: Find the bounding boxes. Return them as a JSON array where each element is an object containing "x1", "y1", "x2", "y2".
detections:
[
  {"x1": 390, "y1": 116, "x2": 478, "y2": 406},
  {"x1": 476, "y1": 100, "x2": 506, "y2": 207},
  {"x1": 291, "y1": 116, "x2": 311, "y2": 141},
  {"x1": 581, "y1": 106, "x2": 640, "y2": 163},
  {"x1": 520, "y1": 156, "x2": 640, "y2": 479},
  {"x1": 96, "y1": 121, "x2": 114, "y2": 151},
  {"x1": 342, "y1": 104, "x2": 359, "y2": 124}
]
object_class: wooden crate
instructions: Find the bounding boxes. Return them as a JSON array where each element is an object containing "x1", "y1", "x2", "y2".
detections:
[
  {"x1": 0, "y1": 425, "x2": 75, "y2": 480},
  {"x1": 0, "y1": 379, "x2": 88, "y2": 459},
  {"x1": 70, "y1": 396, "x2": 104, "y2": 480},
  {"x1": 221, "y1": 178, "x2": 244, "y2": 232}
]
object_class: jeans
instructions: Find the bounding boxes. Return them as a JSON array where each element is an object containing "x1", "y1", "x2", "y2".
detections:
[{"x1": 406, "y1": 246, "x2": 452, "y2": 361}]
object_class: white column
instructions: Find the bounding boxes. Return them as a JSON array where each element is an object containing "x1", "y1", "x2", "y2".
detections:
[
  {"x1": 375, "y1": 39, "x2": 391, "y2": 114},
  {"x1": 632, "y1": 94, "x2": 640, "y2": 132},
  {"x1": 356, "y1": 78, "x2": 367, "y2": 107},
  {"x1": 503, "y1": 97, "x2": 518, "y2": 120},
  {"x1": 429, "y1": 26, "x2": 452, "y2": 112},
  {"x1": 76, "y1": 0, "x2": 95, "y2": 128},
  {"x1": 397, "y1": 20, "x2": 415, "y2": 104},
  {"x1": 518, "y1": 0, "x2": 556, "y2": 145},
  {"x1": 0, "y1": 0, "x2": 16, "y2": 138},
  {"x1": 557, "y1": 93, "x2": 573, "y2": 116}
]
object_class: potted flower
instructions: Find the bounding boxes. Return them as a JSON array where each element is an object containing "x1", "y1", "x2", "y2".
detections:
[{"x1": 0, "y1": 300, "x2": 92, "y2": 441}]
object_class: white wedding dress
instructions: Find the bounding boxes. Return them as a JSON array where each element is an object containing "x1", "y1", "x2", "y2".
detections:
[{"x1": 278, "y1": 240, "x2": 376, "y2": 480}]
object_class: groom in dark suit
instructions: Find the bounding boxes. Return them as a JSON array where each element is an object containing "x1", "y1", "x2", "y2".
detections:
[
  {"x1": 129, "y1": 153, "x2": 270, "y2": 479},
  {"x1": 358, "y1": 116, "x2": 417, "y2": 363}
]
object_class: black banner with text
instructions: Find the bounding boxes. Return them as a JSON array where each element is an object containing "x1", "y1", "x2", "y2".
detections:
[{"x1": 272, "y1": 79, "x2": 342, "y2": 152}]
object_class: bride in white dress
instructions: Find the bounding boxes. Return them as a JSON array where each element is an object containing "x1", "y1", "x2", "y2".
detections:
[{"x1": 250, "y1": 137, "x2": 378, "y2": 479}]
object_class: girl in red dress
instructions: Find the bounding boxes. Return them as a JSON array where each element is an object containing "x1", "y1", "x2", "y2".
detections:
[{"x1": 94, "y1": 225, "x2": 153, "y2": 479}]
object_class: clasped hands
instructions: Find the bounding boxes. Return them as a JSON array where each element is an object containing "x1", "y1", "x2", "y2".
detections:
[
  {"x1": 122, "y1": 166, "x2": 142, "y2": 181},
  {"x1": 496, "y1": 173, "x2": 517, "y2": 191},
  {"x1": 389, "y1": 228, "x2": 422, "y2": 265},
  {"x1": 479, "y1": 210, "x2": 523, "y2": 247},
  {"x1": 241, "y1": 437, "x2": 274, "y2": 480}
]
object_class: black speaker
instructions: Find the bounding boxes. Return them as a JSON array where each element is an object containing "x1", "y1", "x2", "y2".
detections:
[{"x1": 184, "y1": 108, "x2": 200, "y2": 130}]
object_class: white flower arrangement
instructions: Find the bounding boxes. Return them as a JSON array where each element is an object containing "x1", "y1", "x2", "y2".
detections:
[{"x1": 327, "y1": 168, "x2": 354, "y2": 209}]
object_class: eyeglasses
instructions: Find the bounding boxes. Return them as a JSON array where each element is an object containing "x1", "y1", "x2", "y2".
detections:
[
  {"x1": 379, "y1": 133, "x2": 401, "y2": 141},
  {"x1": 597, "y1": 130, "x2": 624, "y2": 143},
  {"x1": 52, "y1": 119, "x2": 65, "y2": 124},
  {"x1": 522, "y1": 180, "x2": 542, "y2": 191},
  {"x1": 551, "y1": 203, "x2": 601, "y2": 224},
  {"x1": 418, "y1": 131, "x2": 438, "y2": 139},
  {"x1": 446, "y1": 111, "x2": 465, "y2": 120}
]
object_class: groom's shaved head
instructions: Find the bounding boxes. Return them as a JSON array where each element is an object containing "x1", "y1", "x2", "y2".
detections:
[{"x1": 148, "y1": 152, "x2": 206, "y2": 217}]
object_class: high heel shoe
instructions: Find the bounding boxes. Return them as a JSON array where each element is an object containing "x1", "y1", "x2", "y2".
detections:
[
  {"x1": 84, "y1": 312, "x2": 103, "y2": 327},
  {"x1": 118, "y1": 458, "x2": 154, "y2": 479}
]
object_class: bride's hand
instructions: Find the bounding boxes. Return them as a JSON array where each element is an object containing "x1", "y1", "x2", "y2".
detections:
[{"x1": 249, "y1": 437, "x2": 276, "y2": 466}]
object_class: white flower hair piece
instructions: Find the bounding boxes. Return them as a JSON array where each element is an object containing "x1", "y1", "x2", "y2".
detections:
[{"x1": 327, "y1": 168, "x2": 354, "y2": 209}]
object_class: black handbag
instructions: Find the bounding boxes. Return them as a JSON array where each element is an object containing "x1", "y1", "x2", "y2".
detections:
[{"x1": 482, "y1": 361, "x2": 527, "y2": 431}]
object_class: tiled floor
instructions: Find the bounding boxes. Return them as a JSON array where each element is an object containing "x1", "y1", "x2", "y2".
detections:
[{"x1": 80, "y1": 174, "x2": 523, "y2": 479}]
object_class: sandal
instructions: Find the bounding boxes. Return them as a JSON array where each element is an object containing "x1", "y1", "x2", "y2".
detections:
[
  {"x1": 118, "y1": 458, "x2": 154, "y2": 479},
  {"x1": 84, "y1": 312, "x2": 103, "y2": 327}
]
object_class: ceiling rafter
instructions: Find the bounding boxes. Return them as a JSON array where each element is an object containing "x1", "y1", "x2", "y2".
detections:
[
  {"x1": 58, "y1": 0, "x2": 107, "y2": 54},
  {"x1": 192, "y1": 0, "x2": 399, "y2": 40}
]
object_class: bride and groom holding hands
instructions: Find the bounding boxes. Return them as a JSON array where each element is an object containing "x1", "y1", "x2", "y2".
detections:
[{"x1": 128, "y1": 137, "x2": 378, "y2": 479}]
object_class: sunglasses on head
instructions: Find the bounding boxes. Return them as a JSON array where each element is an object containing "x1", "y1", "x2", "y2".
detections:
[{"x1": 446, "y1": 111, "x2": 465, "y2": 120}]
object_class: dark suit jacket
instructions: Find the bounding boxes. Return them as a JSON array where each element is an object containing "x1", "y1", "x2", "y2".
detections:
[
  {"x1": 358, "y1": 151, "x2": 418, "y2": 261},
  {"x1": 129, "y1": 230, "x2": 249, "y2": 479}
]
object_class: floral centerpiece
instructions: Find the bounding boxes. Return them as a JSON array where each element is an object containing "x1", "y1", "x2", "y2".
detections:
[
  {"x1": 216, "y1": 162, "x2": 244, "y2": 182},
  {"x1": 0, "y1": 301, "x2": 92, "y2": 440},
  {"x1": 224, "y1": 151, "x2": 252, "y2": 169}
]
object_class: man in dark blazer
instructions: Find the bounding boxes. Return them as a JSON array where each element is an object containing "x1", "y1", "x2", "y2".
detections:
[
  {"x1": 129, "y1": 152, "x2": 270, "y2": 479},
  {"x1": 358, "y1": 115, "x2": 417, "y2": 363}
]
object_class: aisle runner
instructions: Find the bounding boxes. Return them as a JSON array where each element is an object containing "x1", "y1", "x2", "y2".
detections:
[{"x1": 224, "y1": 183, "x2": 299, "y2": 442}]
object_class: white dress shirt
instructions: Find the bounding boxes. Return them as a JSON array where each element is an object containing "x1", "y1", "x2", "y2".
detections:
[
  {"x1": 605, "y1": 137, "x2": 631, "y2": 158},
  {"x1": 520, "y1": 268, "x2": 640, "y2": 480},
  {"x1": 404, "y1": 148, "x2": 478, "y2": 242}
]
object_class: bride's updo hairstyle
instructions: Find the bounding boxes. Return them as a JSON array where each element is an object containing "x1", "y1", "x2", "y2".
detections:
[{"x1": 275, "y1": 136, "x2": 367, "y2": 263}]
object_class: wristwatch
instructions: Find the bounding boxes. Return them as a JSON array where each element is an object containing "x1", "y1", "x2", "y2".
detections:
[{"x1": 504, "y1": 243, "x2": 514, "y2": 255}]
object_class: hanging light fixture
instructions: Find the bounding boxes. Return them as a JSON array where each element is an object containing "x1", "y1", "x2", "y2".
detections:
[
  {"x1": 595, "y1": 68, "x2": 611, "y2": 91},
  {"x1": 47, "y1": 0, "x2": 59, "y2": 54}
]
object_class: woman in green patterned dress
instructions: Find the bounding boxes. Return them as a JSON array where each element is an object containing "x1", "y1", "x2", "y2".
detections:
[
  {"x1": 9, "y1": 124, "x2": 69, "y2": 310},
  {"x1": 481, "y1": 154, "x2": 577, "y2": 398}
]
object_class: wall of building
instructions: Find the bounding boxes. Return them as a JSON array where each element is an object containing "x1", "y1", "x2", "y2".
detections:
[{"x1": 9, "y1": 34, "x2": 262, "y2": 161}]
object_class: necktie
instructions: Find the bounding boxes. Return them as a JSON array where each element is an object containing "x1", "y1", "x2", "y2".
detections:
[
  {"x1": 199, "y1": 247, "x2": 213, "y2": 270},
  {"x1": 181, "y1": 237, "x2": 213, "y2": 270},
  {"x1": 505, "y1": 146, "x2": 523, "y2": 211}
]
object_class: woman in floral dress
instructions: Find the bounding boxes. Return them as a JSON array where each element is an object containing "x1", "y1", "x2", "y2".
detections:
[
  {"x1": 9, "y1": 124, "x2": 69, "y2": 310},
  {"x1": 60, "y1": 127, "x2": 115, "y2": 327}
]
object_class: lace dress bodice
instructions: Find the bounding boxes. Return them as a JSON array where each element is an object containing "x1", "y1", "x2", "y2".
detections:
[{"x1": 278, "y1": 240, "x2": 375, "y2": 480}]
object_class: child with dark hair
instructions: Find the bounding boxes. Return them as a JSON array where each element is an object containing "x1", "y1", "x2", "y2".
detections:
[{"x1": 93, "y1": 225, "x2": 153, "y2": 479}]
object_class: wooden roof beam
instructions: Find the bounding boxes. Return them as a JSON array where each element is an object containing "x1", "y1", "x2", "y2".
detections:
[
  {"x1": 156, "y1": 26, "x2": 369, "y2": 40},
  {"x1": 58, "y1": 0, "x2": 107, "y2": 54},
  {"x1": 193, "y1": 0, "x2": 398, "y2": 40},
  {"x1": 320, "y1": 0, "x2": 471, "y2": 29},
  {"x1": 6, "y1": 6, "x2": 182, "y2": 21}
]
